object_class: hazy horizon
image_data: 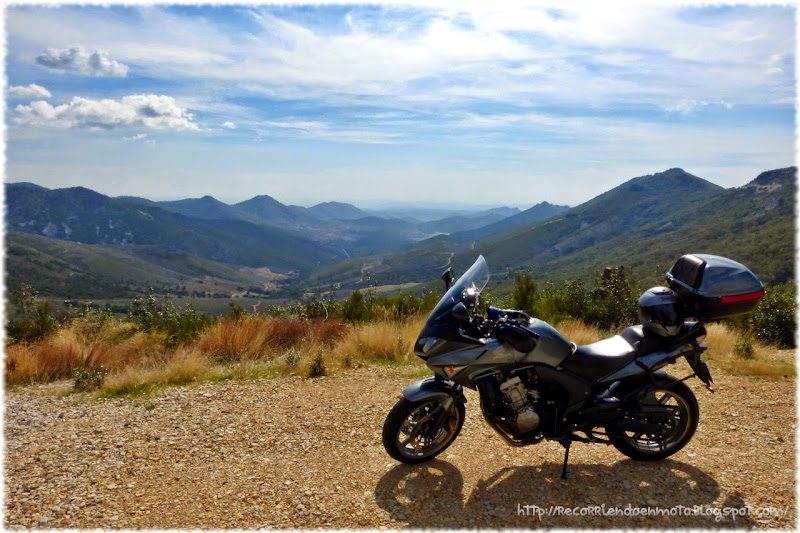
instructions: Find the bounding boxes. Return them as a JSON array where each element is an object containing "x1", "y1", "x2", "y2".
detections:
[{"x1": 6, "y1": 3, "x2": 795, "y2": 206}]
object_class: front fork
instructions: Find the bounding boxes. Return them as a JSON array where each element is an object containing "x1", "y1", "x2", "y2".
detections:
[{"x1": 401, "y1": 375, "x2": 466, "y2": 436}]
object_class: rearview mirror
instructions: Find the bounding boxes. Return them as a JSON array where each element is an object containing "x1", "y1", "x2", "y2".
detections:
[
  {"x1": 451, "y1": 302, "x2": 469, "y2": 321},
  {"x1": 441, "y1": 267, "x2": 454, "y2": 290}
]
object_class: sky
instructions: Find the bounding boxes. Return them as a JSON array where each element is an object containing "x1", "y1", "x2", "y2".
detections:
[{"x1": 4, "y1": 2, "x2": 796, "y2": 208}]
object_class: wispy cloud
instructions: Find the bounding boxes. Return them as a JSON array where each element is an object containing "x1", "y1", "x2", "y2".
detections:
[
  {"x1": 122, "y1": 133, "x2": 154, "y2": 144},
  {"x1": 4, "y1": 4, "x2": 794, "y2": 204},
  {"x1": 664, "y1": 99, "x2": 734, "y2": 114},
  {"x1": 14, "y1": 94, "x2": 198, "y2": 131},
  {"x1": 36, "y1": 46, "x2": 128, "y2": 77},
  {"x1": 260, "y1": 120, "x2": 400, "y2": 144},
  {"x1": 8, "y1": 83, "x2": 51, "y2": 99}
]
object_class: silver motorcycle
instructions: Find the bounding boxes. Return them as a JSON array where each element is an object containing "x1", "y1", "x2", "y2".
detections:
[{"x1": 382, "y1": 254, "x2": 764, "y2": 477}]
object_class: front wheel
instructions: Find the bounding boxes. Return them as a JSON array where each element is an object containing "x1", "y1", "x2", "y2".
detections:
[
  {"x1": 382, "y1": 397, "x2": 465, "y2": 464},
  {"x1": 608, "y1": 378, "x2": 699, "y2": 461}
]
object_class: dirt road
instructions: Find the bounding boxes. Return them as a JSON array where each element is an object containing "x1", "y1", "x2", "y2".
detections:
[{"x1": 5, "y1": 365, "x2": 796, "y2": 528}]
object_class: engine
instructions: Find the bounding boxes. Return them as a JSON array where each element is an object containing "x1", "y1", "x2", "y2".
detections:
[{"x1": 499, "y1": 376, "x2": 540, "y2": 433}]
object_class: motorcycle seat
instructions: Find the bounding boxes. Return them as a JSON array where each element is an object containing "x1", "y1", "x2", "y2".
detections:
[
  {"x1": 620, "y1": 325, "x2": 666, "y2": 356},
  {"x1": 562, "y1": 335, "x2": 636, "y2": 380}
]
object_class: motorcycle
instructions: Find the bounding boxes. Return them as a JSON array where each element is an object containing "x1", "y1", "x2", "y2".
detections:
[{"x1": 382, "y1": 254, "x2": 764, "y2": 477}]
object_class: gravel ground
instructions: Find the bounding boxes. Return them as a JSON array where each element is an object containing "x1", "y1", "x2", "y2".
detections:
[{"x1": 5, "y1": 364, "x2": 796, "y2": 529}]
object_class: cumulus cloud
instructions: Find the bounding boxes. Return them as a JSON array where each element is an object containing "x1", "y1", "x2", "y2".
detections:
[
  {"x1": 8, "y1": 83, "x2": 52, "y2": 99},
  {"x1": 36, "y1": 46, "x2": 128, "y2": 77},
  {"x1": 14, "y1": 94, "x2": 198, "y2": 131},
  {"x1": 221, "y1": 121, "x2": 236, "y2": 129}
]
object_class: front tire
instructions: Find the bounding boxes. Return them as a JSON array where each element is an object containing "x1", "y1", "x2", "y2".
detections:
[
  {"x1": 609, "y1": 378, "x2": 699, "y2": 461},
  {"x1": 382, "y1": 397, "x2": 465, "y2": 464}
]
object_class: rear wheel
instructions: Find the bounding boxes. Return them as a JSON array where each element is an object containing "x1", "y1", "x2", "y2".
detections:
[
  {"x1": 382, "y1": 397, "x2": 465, "y2": 464},
  {"x1": 608, "y1": 378, "x2": 699, "y2": 461}
]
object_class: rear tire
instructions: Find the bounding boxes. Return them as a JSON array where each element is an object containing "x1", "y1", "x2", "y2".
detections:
[
  {"x1": 382, "y1": 397, "x2": 465, "y2": 464},
  {"x1": 609, "y1": 378, "x2": 699, "y2": 461}
]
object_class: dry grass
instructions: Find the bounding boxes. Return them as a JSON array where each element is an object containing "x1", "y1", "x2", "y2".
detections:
[
  {"x1": 6, "y1": 314, "x2": 793, "y2": 397},
  {"x1": 329, "y1": 318, "x2": 424, "y2": 366},
  {"x1": 555, "y1": 320, "x2": 603, "y2": 346},
  {"x1": 703, "y1": 323, "x2": 795, "y2": 378},
  {"x1": 101, "y1": 347, "x2": 211, "y2": 396},
  {"x1": 5, "y1": 319, "x2": 165, "y2": 386},
  {"x1": 194, "y1": 316, "x2": 348, "y2": 360}
]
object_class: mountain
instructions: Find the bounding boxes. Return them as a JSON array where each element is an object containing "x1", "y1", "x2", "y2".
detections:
[
  {"x1": 233, "y1": 195, "x2": 311, "y2": 228},
  {"x1": 471, "y1": 168, "x2": 722, "y2": 272},
  {"x1": 307, "y1": 167, "x2": 794, "y2": 293},
  {"x1": 8, "y1": 167, "x2": 793, "y2": 300},
  {"x1": 5, "y1": 184, "x2": 342, "y2": 274},
  {"x1": 419, "y1": 207, "x2": 525, "y2": 235},
  {"x1": 452, "y1": 201, "x2": 570, "y2": 240},
  {"x1": 157, "y1": 196, "x2": 257, "y2": 223},
  {"x1": 307, "y1": 202, "x2": 369, "y2": 220}
]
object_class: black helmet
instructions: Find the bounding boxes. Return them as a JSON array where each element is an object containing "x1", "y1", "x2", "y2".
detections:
[{"x1": 638, "y1": 287, "x2": 684, "y2": 337}]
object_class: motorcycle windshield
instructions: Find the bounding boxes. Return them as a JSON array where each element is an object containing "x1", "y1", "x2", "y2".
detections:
[{"x1": 425, "y1": 255, "x2": 490, "y2": 329}]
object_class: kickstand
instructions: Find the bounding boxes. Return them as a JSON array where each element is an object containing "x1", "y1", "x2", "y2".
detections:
[{"x1": 560, "y1": 439, "x2": 571, "y2": 479}]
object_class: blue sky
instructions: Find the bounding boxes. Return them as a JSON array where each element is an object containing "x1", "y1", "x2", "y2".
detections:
[{"x1": 5, "y1": 3, "x2": 795, "y2": 208}]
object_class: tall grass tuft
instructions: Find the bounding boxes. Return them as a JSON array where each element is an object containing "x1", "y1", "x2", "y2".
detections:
[{"x1": 195, "y1": 316, "x2": 348, "y2": 360}]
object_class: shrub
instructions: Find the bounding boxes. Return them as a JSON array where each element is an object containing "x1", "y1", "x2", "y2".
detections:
[
  {"x1": 5, "y1": 284, "x2": 59, "y2": 344},
  {"x1": 748, "y1": 283, "x2": 796, "y2": 348},
  {"x1": 73, "y1": 366, "x2": 108, "y2": 392},
  {"x1": 308, "y1": 350, "x2": 326, "y2": 377},
  {"x1": 584, "y1": 267, "x2": 639, "y2": 329},
  {"x1": 511, "y1": 270, "x2": 537, "y2": 315},
  {"x1": 284, "y1": 348, "x2": 301, "y2": 368},
  {"x1": 733, "y1": 333, "x2": 756, "y2": 360},
  {"x1": 129, "y1": 289, "x2": 213, "y2": 345},
  {"x1": 343, "y1": 289, "x2": 371, "y2": 322}
]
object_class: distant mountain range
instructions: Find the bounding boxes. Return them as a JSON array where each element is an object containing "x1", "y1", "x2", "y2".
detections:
[
  {"x1": 305, "y1": 167, "x2": 796, "y2": 294},
  {"x1": 6, "y1": 167, "x2": 794, "y2": 301},
  {"x1": 5, "y1": 183, "x2": 558, "y2": 298}
]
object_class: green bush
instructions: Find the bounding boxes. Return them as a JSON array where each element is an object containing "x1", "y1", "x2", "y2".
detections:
[
  {"x1": 508, "y1": 266, "x2": 639, "y2": 330},
  {"x1": 511, "y1": 270, "x2": 537, "y2": 315},
  {"x1": 284, "y1": 348, "x2": 301, "y2": 368},
  {"x1": 128, "y1": 289, "x2": 213, "y2": 345},
  {"x1": 5, "y1": 284, "x2": 59, "y2": 344},
  {"x1": 343, "y1": 289, "x2": 371, "y2": 322},
  {"x1": 73, "y1": 366, "x2": 108, "y2": 392},
  {"x1": 733, "y1": 333, "x2": 756, "y2": 360},
  {"x1": 747, "y1": 283, "x2": 796, "y2": 348},
  {"x1": 308, "y1": 350, "x2": 326, "y2": 377}
]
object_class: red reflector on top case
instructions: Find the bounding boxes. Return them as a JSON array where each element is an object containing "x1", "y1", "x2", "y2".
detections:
[{"x1": 720, "y1": 289, "x2": 765, "y2": 304}]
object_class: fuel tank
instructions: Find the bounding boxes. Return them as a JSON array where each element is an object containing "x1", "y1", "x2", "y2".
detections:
[{"x1": 518, "y1": 318, "x2": 574, "y2": 367}]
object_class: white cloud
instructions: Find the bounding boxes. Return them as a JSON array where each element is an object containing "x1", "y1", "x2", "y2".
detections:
[
  {"x1": 36, "y1": 46, "x2": 128, "y2": 77},
  {"x1": 664, "y1": 99, "x2": 734, "y2": 114},
  {"x1": 14, "y1": 94, "x2": 198, "y2": 131},
  {"x1": 259, "y1": 120, "x2": 400, "y2": 144},
  {"x1": 7, "y1": 6, "x2": 794, "y2": 111},
  {"x1": 221, "y1": 121, "x2": 236, "y2": 129},
  {"x1": 8, "y1": 83, "x2": 51, "y2": 99},
  {"x1": 122, "y1": 133, "x2": 153, "y2": 143}
]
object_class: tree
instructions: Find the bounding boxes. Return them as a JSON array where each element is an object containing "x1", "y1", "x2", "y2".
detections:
[{"x1": 511, "y1": 270, "x2": 537, "y2": 314}]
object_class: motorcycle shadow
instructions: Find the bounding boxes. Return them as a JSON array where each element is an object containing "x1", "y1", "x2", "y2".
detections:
[{"x1": 374, "y1": 458, "x2": 757, "y2": 528}]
